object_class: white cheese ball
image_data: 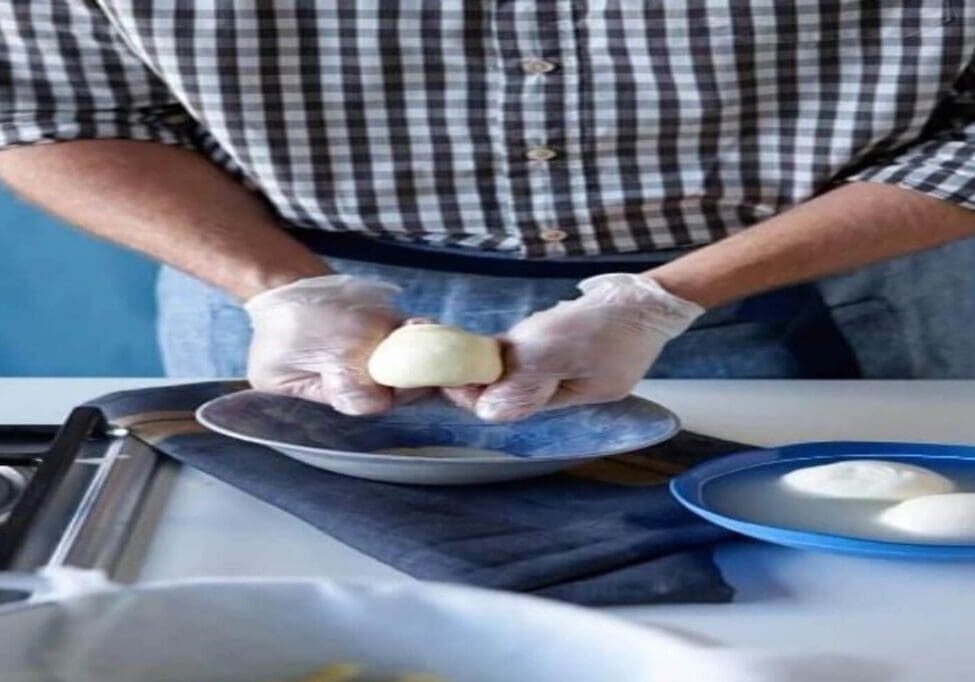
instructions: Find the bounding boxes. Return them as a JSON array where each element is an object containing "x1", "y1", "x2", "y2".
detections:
[
  {"x1": 879, "y1": 493, "x2": 975, "y2": 541},
  {"x1": 781, "y1": 460, "x2": 954, "y2": 501},
  {"x1": 367, "y1": 324, "x2": 504, "y2": 388}
]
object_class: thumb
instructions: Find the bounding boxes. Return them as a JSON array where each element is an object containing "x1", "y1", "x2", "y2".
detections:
[{"x1": 474, "y1": 374, "x2": 560, "y2": 422}]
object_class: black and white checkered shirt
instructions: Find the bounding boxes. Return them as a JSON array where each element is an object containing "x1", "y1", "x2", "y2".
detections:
[{"x1": 2, "y1": 2, "x2": 975, "y2": 258}]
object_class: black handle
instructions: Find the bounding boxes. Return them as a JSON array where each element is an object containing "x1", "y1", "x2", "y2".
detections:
[{"x1": 0, "y1": 407, "x2": 107, "y2": 569}]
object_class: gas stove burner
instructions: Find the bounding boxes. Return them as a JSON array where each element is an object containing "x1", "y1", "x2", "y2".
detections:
[{"x1": 0, "y1": 467, "x2": 27, "y2": 523}]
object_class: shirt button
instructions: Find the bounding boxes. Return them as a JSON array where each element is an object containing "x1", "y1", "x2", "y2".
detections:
[
  {"x1": 540, "y1": 229, "x2": 569, "y2": 243},
  {"x1": 526, "y1": 146, "x2": 558, "y2": 161},
  {"x1": 521, "y1": 58, "x2": 557, "y2": 74}
]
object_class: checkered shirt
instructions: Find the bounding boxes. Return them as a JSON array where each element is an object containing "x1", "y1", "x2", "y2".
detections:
[{"x1": 2, "y1": 2, "x2": 975, "y2": 257}]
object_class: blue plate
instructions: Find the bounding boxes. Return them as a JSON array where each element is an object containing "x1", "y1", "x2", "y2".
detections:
[
  {"x1": 670, "y1": 441, "x2": 975, "y2": 559},
  {"x1": 197, "y1": 390, "x2": 679, "y2": 485}
]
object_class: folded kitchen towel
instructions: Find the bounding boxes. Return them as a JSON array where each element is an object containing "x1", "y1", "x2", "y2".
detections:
[{"x1": 87, "y1": 382, "x2": 747, "y2": 606}]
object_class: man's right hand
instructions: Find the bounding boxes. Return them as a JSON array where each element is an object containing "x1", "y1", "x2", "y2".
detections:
[{"x1": 245, "y1": 275, "x2": 405, "y2": 416}]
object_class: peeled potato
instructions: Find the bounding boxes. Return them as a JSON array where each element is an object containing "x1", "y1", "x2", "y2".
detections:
[{"x1": 367, "y1": 324, "x2": 504, "y2": 388}]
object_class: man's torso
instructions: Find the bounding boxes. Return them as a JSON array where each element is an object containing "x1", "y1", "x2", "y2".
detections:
[{"x1": 57, "y1": 2, "x2": 975, "y2": 255}]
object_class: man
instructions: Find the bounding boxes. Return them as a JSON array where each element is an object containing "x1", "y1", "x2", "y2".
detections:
[{"x1": 1, "y1": 3, "x2": 974, "y2": 421}]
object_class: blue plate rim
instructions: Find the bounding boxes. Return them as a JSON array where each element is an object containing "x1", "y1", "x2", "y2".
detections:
[
  {"x1": 195, "y1": 391, "x2": 682, "y2": 465},
  {"x1": 670, "y1": 440, "x2": 975, "y2": 558}
]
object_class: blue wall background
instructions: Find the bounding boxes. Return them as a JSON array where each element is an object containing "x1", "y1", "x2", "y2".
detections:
[{"x1": 0, "y1": 186, "x2": 163, "y2": 376}]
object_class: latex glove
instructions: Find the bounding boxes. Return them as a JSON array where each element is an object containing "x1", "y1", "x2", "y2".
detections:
[
  {"x1": 245, "y1": 274, "x2": 407, "y2": 416},
  {"x1": 449, "y1": 273, "x2": 704, "y2": 422}
]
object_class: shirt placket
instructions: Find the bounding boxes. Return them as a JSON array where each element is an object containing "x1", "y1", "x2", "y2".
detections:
[
  {"x1": 493, "y1": 2, "x2": 577, "y2": 257},
  {"x1": 549, "y1": 3, "x2": 592, "y2": 255}
]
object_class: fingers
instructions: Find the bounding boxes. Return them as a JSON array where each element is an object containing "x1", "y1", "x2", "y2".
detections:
[
  {"x1": 473, "y1": 374, "x2": 560, "y2": 422},
  {"x1": 468, "y1": 337, "x2": 560, "y2": 421},
  {"x1": 402, "y1": 316, "x2": 437, "y2": 326},
  {"x1": 545, "y1": 379, "x2": 633, "y2": 411},
  {"x1": 251, "y1": 366, "x2": 395, "y2": 416},
  {"x1": 331, "y1": 388, "x2": 394, "y2": 415},
  {"x1": 441, "y1": 384, "x2": 484, "y2": 411},
  {"x1": 473, "y1": 378, "x2": 634, "y2": 421},
  {"x1": 322, "y1": 367, "x2": 395, "y2": 415},
  {"x1": 253, "y1": 375, "x2": 331, "y2": 403}
]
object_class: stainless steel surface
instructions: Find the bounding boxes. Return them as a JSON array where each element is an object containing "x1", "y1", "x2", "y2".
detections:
[
  {"x1": 112, "y1": 458, "x2": 181, "y2": 583},
  {"x1": 6, "y1": 439, "x2": 101, "y2": 572},
  {"x1": 48, "y1": 436, "x2": 159, "y2": 575}
]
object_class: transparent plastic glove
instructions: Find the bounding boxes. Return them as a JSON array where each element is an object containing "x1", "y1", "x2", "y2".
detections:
[
  {"x1": 453, "y1": 274, "x2": 704, "y2": 422},
  {"x1": 245, "y1": 274, "x2": 409, "y2": 416}
]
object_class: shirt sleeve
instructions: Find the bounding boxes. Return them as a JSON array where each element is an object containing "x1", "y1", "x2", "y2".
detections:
[
  {"x1": 0, "y1": 1, "x2": 193, "y2": 150},
  {"x1": 847, "y1": 67, "x2": 975, "y2": 211}
]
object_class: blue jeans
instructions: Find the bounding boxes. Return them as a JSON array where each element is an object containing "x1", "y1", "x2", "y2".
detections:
[{"x1": 157, "y1": 237, "x2": 975, "y2": 378}]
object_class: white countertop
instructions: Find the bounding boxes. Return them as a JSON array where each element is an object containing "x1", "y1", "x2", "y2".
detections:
[{"x1": 3, "y1": 378, "x2": 975, "y2": 680}]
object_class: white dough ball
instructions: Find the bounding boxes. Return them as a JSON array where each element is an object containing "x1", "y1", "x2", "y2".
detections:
[
  {"x1": 367, "y1": 324, "x2": 504, "y2": 388},
  {"x1": 780, "y1": 460, "x2": 954, "y2": 501},
  {"x1": 879, "y1": 493, "x2": 975, "y2": 541}
]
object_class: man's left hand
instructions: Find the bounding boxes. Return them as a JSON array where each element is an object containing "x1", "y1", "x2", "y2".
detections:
[{"x1": 445, "y1": 274, "x2": 704, "y2": 421}]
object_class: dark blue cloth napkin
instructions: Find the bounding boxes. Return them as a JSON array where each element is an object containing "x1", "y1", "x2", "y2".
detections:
[{"x1": 88, "y1": 382, "x2": 745, "y2": 606}]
